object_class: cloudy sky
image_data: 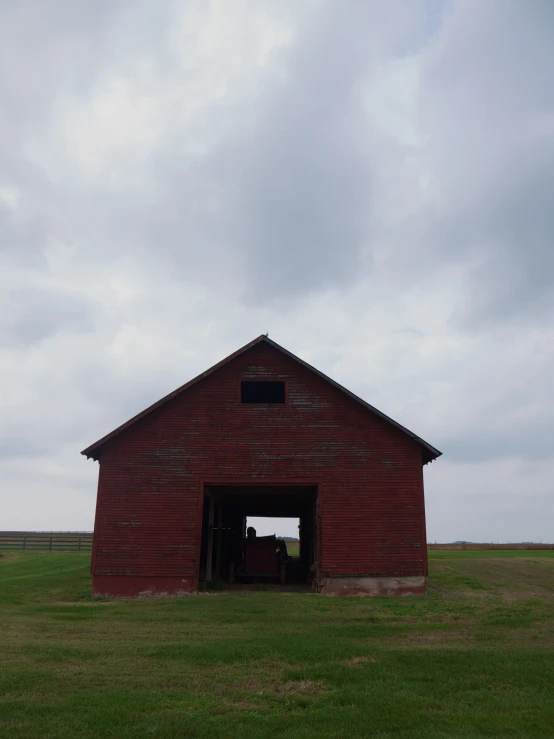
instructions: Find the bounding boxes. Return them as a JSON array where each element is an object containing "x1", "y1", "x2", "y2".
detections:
[{"x1": 1, "y1": 0, "x2": 553, "y2": 542}]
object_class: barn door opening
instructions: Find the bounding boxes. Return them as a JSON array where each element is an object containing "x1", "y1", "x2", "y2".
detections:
[{"x1": 198, "y1": 484, "x2": 318, "y2": 589}]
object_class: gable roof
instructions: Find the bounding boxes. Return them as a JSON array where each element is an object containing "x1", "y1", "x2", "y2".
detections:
[{"x1": 81, "y1": 335, "x2": 442, "y2": 464}]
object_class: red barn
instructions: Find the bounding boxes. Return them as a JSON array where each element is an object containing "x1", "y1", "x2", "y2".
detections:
[{"x1": 82, "y1": 336, "x2": 441, "y2": 598}]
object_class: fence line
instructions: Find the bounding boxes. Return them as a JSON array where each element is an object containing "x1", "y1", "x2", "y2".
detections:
[
  {"x1": 1, "y1": 533, "x2": 552, "y2": 552},
  {"x1": 0, "y1": 532, "x2": 93, "y2": 551}
]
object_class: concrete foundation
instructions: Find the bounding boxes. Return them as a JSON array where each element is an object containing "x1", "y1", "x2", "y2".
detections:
[
  {"x1": 92, "y1": 574, "x2": 427, "y2": 599},
  {"x1": 319, "y1": 575, "x2": 427, "y2": 597},
  {"x1": 92, "y1": 575, "x2": 195, "y2": 599}
]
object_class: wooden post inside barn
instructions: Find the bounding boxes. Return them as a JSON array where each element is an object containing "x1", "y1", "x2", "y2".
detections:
[{"x1": 206, "y1": 494, "x2": 214, "y2": 582}]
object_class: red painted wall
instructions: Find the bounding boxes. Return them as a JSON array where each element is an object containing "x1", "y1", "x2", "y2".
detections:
[{"x1": 91, "y1": 343, "x2": 427, "y2": 594}]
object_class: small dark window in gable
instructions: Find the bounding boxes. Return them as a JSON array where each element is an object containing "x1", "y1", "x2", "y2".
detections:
[{"x1": 241, "y1": 380, "x2": 285, "y2": 404}]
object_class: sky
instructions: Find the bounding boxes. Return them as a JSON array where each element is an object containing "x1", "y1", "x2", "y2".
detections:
[{"x1": 1, "y1": 0, "x2": 553, "y2": 542}]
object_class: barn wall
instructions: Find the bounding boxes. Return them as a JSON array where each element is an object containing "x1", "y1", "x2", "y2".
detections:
[{"x1": 92, "y1": 343, "x2": 427, "y2": 596}]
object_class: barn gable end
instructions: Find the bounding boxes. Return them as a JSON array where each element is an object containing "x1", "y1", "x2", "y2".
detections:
[
  {"x1": 84, "y1": 336, "x2": 441, "y2": 598},
  {"x1": 82, "y1": 335, "x2": 440, "y2": 464}
]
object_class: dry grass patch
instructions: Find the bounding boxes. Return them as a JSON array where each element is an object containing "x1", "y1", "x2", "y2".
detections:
[
  {"x1": 275, "y1": 680, "x2": 325, "y2": 695},
  {"x1": 341, "y1": 655, "x2": 377, "y2": 667}
]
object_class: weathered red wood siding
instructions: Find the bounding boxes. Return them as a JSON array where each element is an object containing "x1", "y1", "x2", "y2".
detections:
[{"x1": 92, "y1": 343, "x2": 427, "y2": 592}]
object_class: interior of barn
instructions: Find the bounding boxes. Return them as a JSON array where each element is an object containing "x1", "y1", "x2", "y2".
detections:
[{"x1": 199, "y1": 484, "x2": 318, "y2": 588}]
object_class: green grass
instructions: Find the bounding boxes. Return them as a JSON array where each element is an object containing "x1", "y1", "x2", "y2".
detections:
[
  {"x1": 429, "y1": 549, "x2": 554, "y2": 559},
  {"x1": 285, "y1": 539, "x2": 299, "y2": 557},
  {"x1": 0, "y1": 552, "x2": 553, "y2": 738}
]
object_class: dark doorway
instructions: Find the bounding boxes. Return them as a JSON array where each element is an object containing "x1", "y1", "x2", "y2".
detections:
[{"x1": 198, "y1": 484, "x2": 318, "y2": 588}]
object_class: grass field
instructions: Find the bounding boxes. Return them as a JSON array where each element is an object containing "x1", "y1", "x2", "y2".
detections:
[
  {"x1": 286, "y1": 539, "x2": 299, "y2": 557},
  {"x1": 1, "y1": 551, "x2": 553, "y2": 738}
]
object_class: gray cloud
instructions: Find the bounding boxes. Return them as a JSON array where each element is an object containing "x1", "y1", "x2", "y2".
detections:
[
  {"x1": 46, "y1": 1, "x2": 421, "y2": 304},
  {"x1": 205, "y1": 1, "x2": 378, "y2": 301},
  {"x1": 417, "y1": 0, "x2": 554, "y2": 326},
  {"x1": 0, "y1": 203, "x2": 49, "y2": 266},
  {"x1": 2, "y1": 286, "x2": 97, "y2": 345}
]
